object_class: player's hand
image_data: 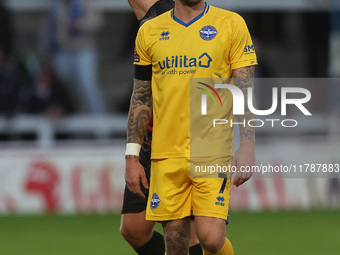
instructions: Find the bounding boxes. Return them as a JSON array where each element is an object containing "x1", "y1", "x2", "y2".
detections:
[
  {"x1": 232, "y1": 141, "x2": 255, "y2": 187},
  {"x1": 125, "y1": 155, "x2": 149, "y2": 198}
]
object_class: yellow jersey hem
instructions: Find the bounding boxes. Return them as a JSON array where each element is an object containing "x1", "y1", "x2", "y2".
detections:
[
  {"x1": 134, "y1": 63, "x2": 151, "y2": 66},
  {"x1": 151, "y1": 153, "x2": 233, "y2": 159},
  {"x1": 146, "y1": 212, "x2": 191, "y2": 221},
  {"x1": 192, "y1": 210, "x2": 229, "y2": 221},
  {"x1": 151, "y1": 152, "x2": 190, "y2": 159}
]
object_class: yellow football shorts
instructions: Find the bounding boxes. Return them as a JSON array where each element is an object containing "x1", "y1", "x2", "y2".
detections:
[{"x1": 146, "y1": 157, "x2": 232, "y2": 221}]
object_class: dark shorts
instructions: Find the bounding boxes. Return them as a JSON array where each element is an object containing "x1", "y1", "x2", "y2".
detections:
[
  {"x1": 122, "y1": 115, "x2": 152, "y2": 214},
  {"x1": 121, "y1": 149, "x2": 151, "y2": 214}
]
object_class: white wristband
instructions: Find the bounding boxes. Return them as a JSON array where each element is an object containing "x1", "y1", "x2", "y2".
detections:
[{"x1": 125, "y1": 143, "x2": 141, "y2": 156}]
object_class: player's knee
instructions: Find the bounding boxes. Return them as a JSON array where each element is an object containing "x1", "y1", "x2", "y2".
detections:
[
  {"x1": 120, "y1": 219, "x2": 140, "y2": 242},
  {"x1": 200, "y1": 237, "x2": 224, "y2": 253},
  {"x1": 120, "y1": 223, "x2": 139, "y2": 242},
  {"x1": 120, "y1": 217, "x2": 154, "y2": 246},
  {"x1": 119, "y1": 222, "x2": 131, "y2": 241},
  {"x1": 198, "y1": 231, "x2": 225, "y2": 253}
]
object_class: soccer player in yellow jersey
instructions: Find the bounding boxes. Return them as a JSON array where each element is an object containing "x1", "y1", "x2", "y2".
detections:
[
  {"x1": 121, "y1": 1, "x2": 203, "y2": 254},
  {"x1": 125, "y1": 0, "x2": 257, "y2": 254}
]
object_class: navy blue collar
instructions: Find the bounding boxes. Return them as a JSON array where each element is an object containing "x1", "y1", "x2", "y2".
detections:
[{"x1": 171, "y1": 2, "x2": 209, "y2": 27}]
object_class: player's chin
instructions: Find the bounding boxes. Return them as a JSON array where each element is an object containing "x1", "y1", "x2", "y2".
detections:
[{"x1": 179, "y1": 0, "x2": 203, "y2": 7}]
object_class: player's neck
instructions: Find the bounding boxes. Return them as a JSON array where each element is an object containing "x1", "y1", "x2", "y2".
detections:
[{"x1": 173, "y1": 1, "x2": 205, "y2": 24}]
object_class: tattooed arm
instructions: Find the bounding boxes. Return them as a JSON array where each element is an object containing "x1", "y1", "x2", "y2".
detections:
[
  {"x1": 232, "y1": 66, "x2": 256, "y2": 187},
  {"x1": 125, "y1": 78, "x2": 152, "y2": 198},
  {"x1": 233, "y1": 66, "x2": 256, "y2": 143},
  {"x1": 127, "y1": 78, "x2": 153, "y2": 144},
  {"x1": 128, "y1": 0, "x2": 158, "y2": 20}
]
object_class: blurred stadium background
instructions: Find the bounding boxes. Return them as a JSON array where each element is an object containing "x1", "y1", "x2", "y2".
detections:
[{"x1": 0, "y1": 0, "x2": 340, "y2": 254}]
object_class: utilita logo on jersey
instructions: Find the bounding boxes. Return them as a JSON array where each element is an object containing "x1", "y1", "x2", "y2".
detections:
[
  {"x1": 159, "y1": 53, "x2": 212, "y2": 76},
  {"x1": 199, "y1": 84, "x2": 312, "y2": 128}
]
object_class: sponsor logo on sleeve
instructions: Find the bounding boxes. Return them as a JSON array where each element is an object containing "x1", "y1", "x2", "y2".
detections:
[
  {"x1": 244, "y1": 44, "x2": 255, "y2": 55},
  {"x1": 134, "y1": 47, "x2": 140, "y2": 62}
]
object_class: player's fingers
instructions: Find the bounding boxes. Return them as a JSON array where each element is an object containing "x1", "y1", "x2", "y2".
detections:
[
  {"x1": 236, "y1": 176, "x2": 246, "y2": 187},
  {"x1": 233, "y1": 160, "x2": 242, "y2": 186},
  {"x1": 235, "y1": 176, "x2": 243, "y2": 187},
  {"x1": 126, "y1": 180, "x2": 133, "y2": 192},
  {"x1": 127, "y1": 179, "x2": 145, "y2": 199},
  {"x1": 136, "y1": 189, "x2": 146, "y2": 199},
  {"x1": 234, "y1": 169, "x2": 247, "y2": 187},
  {"x1": 232, "y1": 177, "x2": 240, "y2": 186},
  {"x1": 236, "y1": 170, "x2": 252, "y2": 186},
  {"x1": 133, "y1": 182, "x2": 145, "y2": 199},
  {"x1": 231, "y1": 156, "x2": 236, "y2": 167},
  {"x1": 247, "y1": 170, "x2": 253, "y2": 180},
  {"x1": 141, "y1": 172, "x2": 149, "y2": 189},
  {"x1": 233, "y1": 171, "x2": 242, "y2": 186},
  {"x1": 231, "y1": 157, "x2": 237, "y2": 176}
]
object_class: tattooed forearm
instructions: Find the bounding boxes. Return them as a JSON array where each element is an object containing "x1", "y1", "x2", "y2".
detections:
[
  {"x1": 232, "y1": 66, "x2": 256, "y2": 143},
  {"x1": 127, "y1": 78, "x2": 152, "y2": 144}
]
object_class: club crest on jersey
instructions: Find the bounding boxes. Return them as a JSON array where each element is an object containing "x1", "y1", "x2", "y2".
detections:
[
  {"x1": 160, "y1": 31, "x2": 170, "y2": 41},
  {"x1": 200, "y1": 26, "x2": 217, "y2": 41},
  {"x1": 150, "y1": 193, "x2": 161, "y2": 209}
]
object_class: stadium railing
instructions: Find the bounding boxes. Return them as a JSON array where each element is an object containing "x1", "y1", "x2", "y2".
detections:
[
  {"x1": 0, "y1": 113, "x2": 337, "y2": 147},
  {"x1": 0, "y1": 114, "x2": 127, "y2": 147}
]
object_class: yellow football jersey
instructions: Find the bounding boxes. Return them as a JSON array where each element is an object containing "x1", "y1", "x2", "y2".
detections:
[{"x1": 134, "y1": 3, "x2": 257, "y2": 159}]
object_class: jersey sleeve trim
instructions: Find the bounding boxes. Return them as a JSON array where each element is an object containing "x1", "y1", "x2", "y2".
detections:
[{"x1": 231, "y1": 58, "x2": 258, "y2": 70}]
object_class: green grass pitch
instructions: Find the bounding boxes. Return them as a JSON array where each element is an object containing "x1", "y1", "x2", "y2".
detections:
[{"x1": 0, "y1": 210, "x2": 339, "y2": 255}]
